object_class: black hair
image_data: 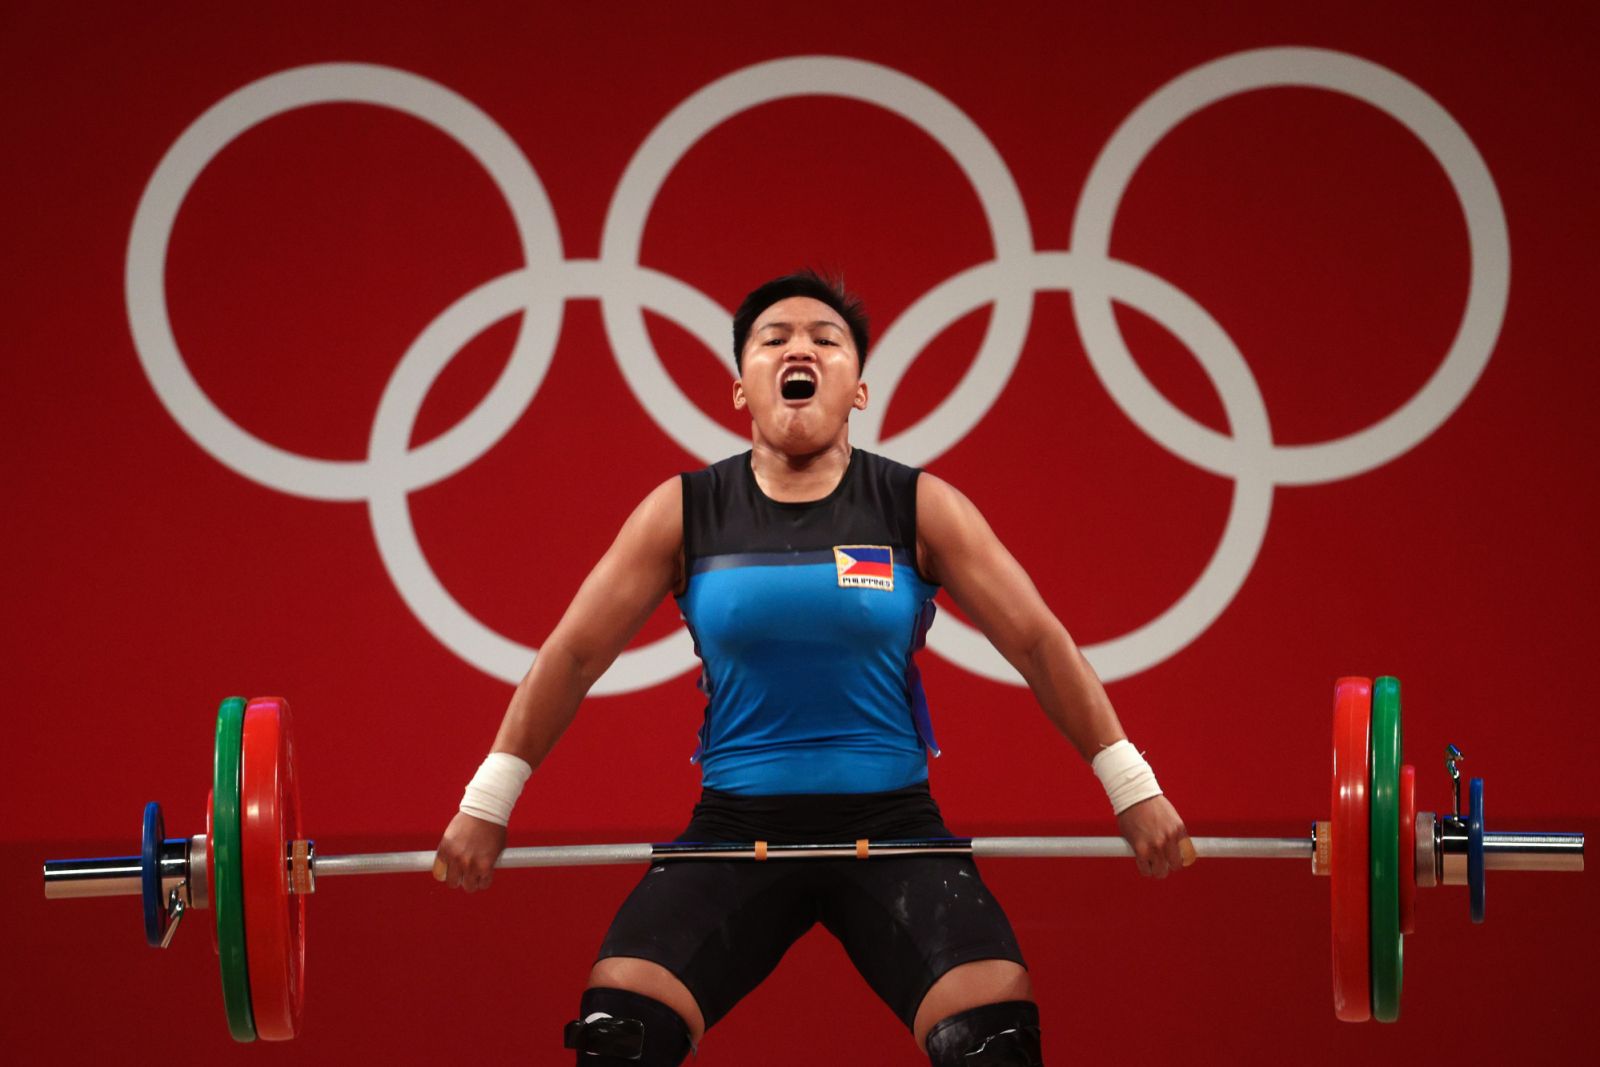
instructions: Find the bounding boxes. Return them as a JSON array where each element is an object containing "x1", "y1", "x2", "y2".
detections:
[{"x1": 731, "y1": 269, "x2": 869, "y2": 373}]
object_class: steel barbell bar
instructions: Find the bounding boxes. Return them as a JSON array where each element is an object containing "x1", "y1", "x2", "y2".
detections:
[{"x1": 45, "y1": 827, "x2": 1580, "y2": 894}]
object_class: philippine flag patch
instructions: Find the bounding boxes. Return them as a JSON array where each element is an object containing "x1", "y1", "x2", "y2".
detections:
[{"x1": 834, "y1": 545, "x2": 894, "y2": 591}]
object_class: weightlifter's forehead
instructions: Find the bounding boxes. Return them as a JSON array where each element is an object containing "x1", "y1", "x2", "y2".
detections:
[{"x1": 750, "y1": 297, "x2": 849, "y2": 337}]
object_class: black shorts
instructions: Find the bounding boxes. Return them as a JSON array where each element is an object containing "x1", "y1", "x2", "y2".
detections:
[{"x1": 595, "y1": 782, "x2": 1026, "y2": 1031}]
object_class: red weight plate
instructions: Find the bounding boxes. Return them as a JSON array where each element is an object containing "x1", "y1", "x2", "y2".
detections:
[
  {"x1": 241, "y1": 697, "x2": 306, "y2": 1040},
  {"x1": 1331, "y1": 677, "x2": 1372, "y2": 1022},
  {"x1": 207, "y1": 789, "x2": 218, "y2": 957},
  {"x1": 1400, "y1": 764, "x2": 1417, "y2": 936}
]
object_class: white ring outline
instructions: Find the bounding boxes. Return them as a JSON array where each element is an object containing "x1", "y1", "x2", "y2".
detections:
[
  {"x1": 125, "y1": 63, "x2": 566, "y2": 501},
  {"x1": 1070, "y1": 47, "x2": 1509, "y2": 486}
]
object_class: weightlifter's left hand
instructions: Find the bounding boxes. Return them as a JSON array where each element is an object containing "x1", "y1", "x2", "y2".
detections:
[{"x1": 1117, "y1": 795, "x2": 1192, "y2": 878}]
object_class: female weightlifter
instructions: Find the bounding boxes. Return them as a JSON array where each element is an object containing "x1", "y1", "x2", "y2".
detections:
[{"x1": 432, "y1": 271, "x2": 1191, "y2": 1066}]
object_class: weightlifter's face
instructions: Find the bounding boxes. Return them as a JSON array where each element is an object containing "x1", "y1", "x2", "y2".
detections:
[{"x1": 734, "y1": 296, "x2": 866, "y2": 454}]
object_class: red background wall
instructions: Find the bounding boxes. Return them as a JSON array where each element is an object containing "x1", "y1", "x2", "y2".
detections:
[{"x1": 5, "y1": 2, "x2": 1596, "y2": 1062}]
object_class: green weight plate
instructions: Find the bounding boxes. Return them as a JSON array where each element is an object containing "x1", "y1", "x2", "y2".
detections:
[
  {"x1": 214, "y1": 696, "x2": 256, "y2": 1042},
  {"x1": 1370, "y1": 676, "x2": 1403, "y2": 1022}
]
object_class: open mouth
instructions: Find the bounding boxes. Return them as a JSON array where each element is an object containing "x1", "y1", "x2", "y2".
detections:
[{"x1": 780, "y1": 368, "x2": 817, "y2": 401}]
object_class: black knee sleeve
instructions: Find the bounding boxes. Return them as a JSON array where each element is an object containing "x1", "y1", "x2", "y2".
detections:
[
  {"x1": 564, "y1": 987, "x2": 692, "y2": 1065},
  {"x1": 925, "y1": 1000, "x2": 1042, "y2": 1066}
]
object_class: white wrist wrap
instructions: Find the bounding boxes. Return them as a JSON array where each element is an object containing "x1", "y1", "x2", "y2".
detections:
[
  {"x1": 1092, "y1": 740, "x2": 1163, "y2": 815},
  {"x1": 459, "y1": 752, "x2": 533, "y2": 827}
]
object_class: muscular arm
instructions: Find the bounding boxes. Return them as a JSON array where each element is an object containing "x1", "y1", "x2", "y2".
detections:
[
  {"x1": 491, "y1": 476, "x2": 685, "y2": 769},
  {"x1": 915, "y1": 473, "x2": 1124, "y2": 760},
  {"x1": 916, "y1": 473, "x2": 1190, "y2": 876}
]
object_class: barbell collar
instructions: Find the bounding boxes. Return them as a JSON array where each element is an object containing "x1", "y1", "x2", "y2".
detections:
[
  {"x1": 1415, "y1": 812, "x2": 1438, "y2": 888},
  {"x1": 187, "y1": 833, "x2": 209, "y2": 910}
]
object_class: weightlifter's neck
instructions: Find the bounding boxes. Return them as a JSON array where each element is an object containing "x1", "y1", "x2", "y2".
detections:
[{"x1": 749, "y1": 439, "x2": 853, "y2": 503}]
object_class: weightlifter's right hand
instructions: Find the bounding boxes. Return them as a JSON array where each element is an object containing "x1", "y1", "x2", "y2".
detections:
[{"x1": 433, "y1": 811, "x2": 508, "y2": 892}]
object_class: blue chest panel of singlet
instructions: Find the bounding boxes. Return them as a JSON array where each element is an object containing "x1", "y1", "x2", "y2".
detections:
[{"x1": 677, "y1": 451, "x2": 941, "y2": 796}]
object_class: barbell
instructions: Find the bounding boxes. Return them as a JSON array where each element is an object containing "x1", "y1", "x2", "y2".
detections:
[{"x1": 41, "y1": 676, "x2": 1585, "y2": 1041}]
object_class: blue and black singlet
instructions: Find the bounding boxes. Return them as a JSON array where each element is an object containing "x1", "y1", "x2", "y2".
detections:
[
  {"x1": 597, "y1": 449, "x2": 1027, "y2": 1032},
  {"x1": 677, "y1": 448, "x2": 941, "y2": 796}
]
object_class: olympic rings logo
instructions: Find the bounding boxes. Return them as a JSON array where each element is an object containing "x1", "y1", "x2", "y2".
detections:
[{"x1": 125, "y1": 49, "x2": 1508, "y2": 694}]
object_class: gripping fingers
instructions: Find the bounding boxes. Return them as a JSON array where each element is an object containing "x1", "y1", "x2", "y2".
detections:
[
  {"x1": 433, "y1": 850, "x2": 480, "y2": 891},
  {"x1": 1136, "y1": 832, "x2": 1191, "y2": 878},
  {"x1": 434, "y1": 853, "x2": 466, "y2": 889},
  {"x1": 435, "y1": 852, "x2": 494, "y2": 892},
  {"x1": 1147, "y1": 833, "x2": 1189, "y2": 877}
]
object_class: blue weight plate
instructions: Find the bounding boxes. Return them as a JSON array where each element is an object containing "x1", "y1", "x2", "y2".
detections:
[
  {"x1": 1468, "y1": 777, "x2": 1485, "y2": 923},
  {"x1": 141, "y1": 801, "x2": 166, "y2": 947}
]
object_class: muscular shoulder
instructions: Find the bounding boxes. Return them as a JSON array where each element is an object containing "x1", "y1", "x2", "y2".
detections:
[
  {"x1": 634, "y1": 476, "x2": 683, "y2": 524},
  {"x1": 915, "y1": 473, "x2": 987, "y2": 585},
  {"x1": 612, "y1": 477, "x2": 684, "y2": 585},
  {"x1": 916, "y1": 472, "x2": 973, "y2": 530}
]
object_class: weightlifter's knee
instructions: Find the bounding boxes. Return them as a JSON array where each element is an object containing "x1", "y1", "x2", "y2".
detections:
[
  {"x1": 924, "y1": 1000, "x2": 1043, "y2": 1066},
  {"x1": 565, "y1": 987, "x2": 693, "y2": 1065},
  {"x1": 586, "y1": 956, "x2": 704, "y2": 1040}
]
